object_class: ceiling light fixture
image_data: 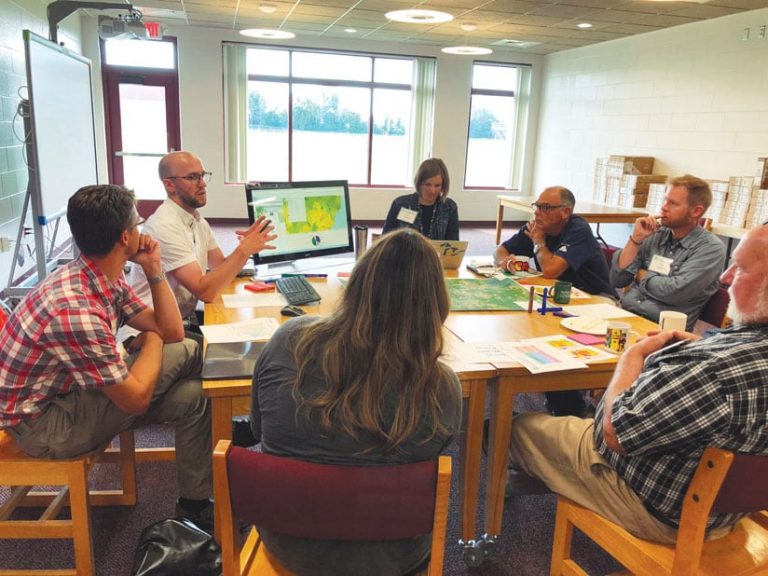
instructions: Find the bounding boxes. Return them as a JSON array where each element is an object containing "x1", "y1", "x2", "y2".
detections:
[
  {"x1": 460, "y1": 23, "x2": 477, "y2": 32},
  {"x1": 240, "y1": 28, "x2": 295, "y2": 39},
  {"x1": 577, "y1": 22, "x2": 593, "y2": 29},
  {"x1": 441, "y1": 46, "x2": 493, "y2": 55},
  {"x1": 258, "y1": 3, "x2": 277, "y2": 13},
  {"x1": 385, "y1": 9, "x2": 454, "y2": 24},
  {"x1": 344, "y1": 28, "x2": 357, "y2": 33}
]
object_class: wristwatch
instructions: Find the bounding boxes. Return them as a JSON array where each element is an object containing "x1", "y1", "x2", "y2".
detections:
[
  {"x1": 147, "y1": 272, "x2": 166, "y2": 285},
  {"x1": 533, "y1": 243, "x2": 542, "y2": 256}
]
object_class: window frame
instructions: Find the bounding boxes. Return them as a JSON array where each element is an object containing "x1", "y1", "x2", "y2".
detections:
[
  {"x1": 225, "y1": 42, "x2": 434, "y2": 187},
  {"x1": 464, "y1": 61, "x2": 531, "y2": 191}
]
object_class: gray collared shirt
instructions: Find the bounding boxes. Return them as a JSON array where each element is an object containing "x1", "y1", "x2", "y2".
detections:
[{"x1": 611, "y1": 226, "x2": 726, "y2": 330}]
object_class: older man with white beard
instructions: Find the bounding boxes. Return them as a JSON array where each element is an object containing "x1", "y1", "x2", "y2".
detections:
[{"x1": 507, "y1": 223, "x2": 768, "y2": 544}]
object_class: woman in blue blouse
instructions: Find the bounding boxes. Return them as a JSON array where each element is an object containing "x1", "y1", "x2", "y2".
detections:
[{"x1": 382, "y1": 158, "x2": 459, "y2": 240}]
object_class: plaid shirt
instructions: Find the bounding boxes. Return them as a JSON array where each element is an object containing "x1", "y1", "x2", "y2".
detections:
[
  {"x1": 595, "y1": 325, "x2": 768, "y2": 529},
  {"x1": 0, "y1": 257, "x2": 146, "y2": 427}
]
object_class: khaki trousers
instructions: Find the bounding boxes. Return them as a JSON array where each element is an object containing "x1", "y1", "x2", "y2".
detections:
[
  {"x1": 9, "y1": 339, "x2": 212, "y2": 500},
  {"x1": 509, "y1": 412, "x2": 680, "y2": 544}
]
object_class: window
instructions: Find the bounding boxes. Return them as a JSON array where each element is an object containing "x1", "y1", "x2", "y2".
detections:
[
  {"x1": 224, "y1": 44, "x2": 435, "y2": 186},
  {"x1": 465, "y1": 63, "x2": 531, "y2": 189}
]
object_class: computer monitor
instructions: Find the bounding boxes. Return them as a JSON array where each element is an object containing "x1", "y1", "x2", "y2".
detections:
[{"x1": 245, "y1": 180, "x2": 353, "y2": 266}]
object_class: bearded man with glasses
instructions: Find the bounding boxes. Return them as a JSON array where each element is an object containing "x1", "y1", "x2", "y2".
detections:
[
  {"x1": 134, "y1": 151, "x2": 277, "y2": 326},
  {"x1": 493, "y1": 186, "x2": 615, "y2": 417}
]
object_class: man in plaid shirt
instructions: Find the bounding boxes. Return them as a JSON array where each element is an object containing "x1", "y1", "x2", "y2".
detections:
[
  {"x1": 0, "y1": 185, "x2": 213, "y2": 528},
  {"x1": 508, "y1": 223, "x2": 768, "y2": 543}
]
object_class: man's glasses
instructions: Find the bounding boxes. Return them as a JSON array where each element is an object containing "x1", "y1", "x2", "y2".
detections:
[
  {"x1": 166, "y1": 171, "x2": 212, "y2": 184},
  {"x1": 531, "y1": 202, "x2": 565, "y2": 213},
  {"x1": 131, "y1": 216, "x2": 146, "y2": 230}
]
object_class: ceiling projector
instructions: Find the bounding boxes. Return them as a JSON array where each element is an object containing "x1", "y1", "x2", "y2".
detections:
[{"x1": 98, "y1": 15, "x2": 148, "y2": 39}]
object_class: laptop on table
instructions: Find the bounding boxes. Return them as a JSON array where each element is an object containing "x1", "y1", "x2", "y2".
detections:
[{"x1": 429, "y1": 240, "x2": 469, "y2": 270}]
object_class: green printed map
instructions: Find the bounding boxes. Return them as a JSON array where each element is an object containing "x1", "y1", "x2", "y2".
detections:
[
  {"x1": 282, "y1": 196, "x2": 341, "y2": 233},
  {"x1": 446, "y1": 277, "x2": 529, "y2": 311}
]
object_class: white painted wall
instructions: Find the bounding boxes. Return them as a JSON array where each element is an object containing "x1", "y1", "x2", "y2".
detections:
[
  {"x1": 532, "y1": 8, "x2": 768, "y2": 202},
  {"x1": 160, "y1": 25, "x2": 543, "y2": 222}
]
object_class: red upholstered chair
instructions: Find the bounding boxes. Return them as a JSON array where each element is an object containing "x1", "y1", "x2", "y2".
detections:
[
  {"x1": 699, "y1": 287, "x2": 731, "y2": 329},
  {"x1": 550, "y1": 447, "x2": 768, "y2": 576},
  {"x1": 213, "y1": 440, "x2": 452, "y2": 576}
]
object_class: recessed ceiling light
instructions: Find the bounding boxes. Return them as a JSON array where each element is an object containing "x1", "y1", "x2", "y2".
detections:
[
  {"x1": 344, "y1": 28, "x2": 357, "y2": 33},
  {"x1": 240, "y1": 28, "x2": 295, "y2": 39},
  {"x1": 441, "y1": 46, "x2": 493, "y2": 55},
  {"x1": 577, "y1": 22, "x2": 593, "y2": 29},
  {"x1": 258, "y1": 3, "x2": 277, "y2": 13},
  {"x1": 460, "y1": 23, "x2": 477, "y2": 32},
  {"x1": 385, "y1": 9, "x2": 454, "y2": 24}
]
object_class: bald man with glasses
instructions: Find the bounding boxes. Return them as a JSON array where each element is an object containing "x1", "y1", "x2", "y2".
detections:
[
  {"x1": 136, "y1": 151, "x2": 277, "y2": 323},
  {"x1": 494, "y1": 186, "x2": 614, "y2": 417},
  {"x1": 494, "y1": 186, "x2": 614, "y2": 298}
]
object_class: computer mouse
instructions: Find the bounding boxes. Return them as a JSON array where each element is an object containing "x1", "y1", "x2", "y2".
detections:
[{"x1": 280, "y1": 305, "x2": 306, "y2": 317}]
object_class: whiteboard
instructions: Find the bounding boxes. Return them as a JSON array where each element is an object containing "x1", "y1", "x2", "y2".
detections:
[{"x1": 24, "y1": 30, "x2": 98, "y2": 225}]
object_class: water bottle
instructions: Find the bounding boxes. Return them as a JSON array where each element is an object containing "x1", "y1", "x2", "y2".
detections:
[{"x1": 354, "y1": 225, "x2": 368, "y2": 260}]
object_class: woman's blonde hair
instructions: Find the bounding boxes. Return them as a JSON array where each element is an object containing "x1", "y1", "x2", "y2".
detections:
[{"x1": 291, "y1": 228, "x2": 457, "y2": 453}]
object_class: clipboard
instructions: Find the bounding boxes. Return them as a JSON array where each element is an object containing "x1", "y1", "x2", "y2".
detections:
[{"x1": 201, "y1": 341, "x2": 266, "y2": 380}]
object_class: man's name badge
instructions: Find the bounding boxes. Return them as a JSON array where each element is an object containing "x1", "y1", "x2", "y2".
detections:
[
  {"x1": 397, "y1": 207, "x2": 418, "y2": 224},
  {"x1": 648, "y1": 254, "x2": 673, "y2": 276}
]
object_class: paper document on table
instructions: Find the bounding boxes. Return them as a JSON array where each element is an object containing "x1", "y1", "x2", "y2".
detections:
[
  {"x1": 200, "y1": 317, "x2": 280, "y2": 344},
  {"x1": 495, "y1": 341, "x2": 588, "y2": 373},
  {"x1": 444, "y1": 341, "x2": 513, "y2": 364},
  {"x1": 522, "y1": 335, "x2": 614, "y2": 363},
  {"x1": 563, "y1": 303, "x2": 637, "y2": 319},
  {"x1": 222, "y1": 293, "x2": 286, "y2": 308}
]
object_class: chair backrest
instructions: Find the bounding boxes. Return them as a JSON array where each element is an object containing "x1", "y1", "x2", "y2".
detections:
[
  {"x1": 601, "y1": 245, "x2": 619, "y2": 272},
  {"x1": 699, "y1": 287, "x2": 730, "y2": 328},
  {"x1": 711, "y1": 450, "x2": 768, "y2": 514},
  {"x1": 226, "y1": 446, "x2": 440, "y2": 541}
]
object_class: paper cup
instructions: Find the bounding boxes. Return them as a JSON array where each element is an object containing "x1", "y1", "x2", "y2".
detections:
[
  {"x1": 658, "y1": 311, "x2": 687, "y2": 331},
  {"x1": 605, "y1": 321, "x2": 631, "y2": 353}
]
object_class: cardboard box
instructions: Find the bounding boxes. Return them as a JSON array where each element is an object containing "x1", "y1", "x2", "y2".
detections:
[
  {"x1": 755, "y1": 158, "x2": 768, "y2": 189},
  {"x1": 609, "y1": 155, "x2": 655, "y2": 175}
]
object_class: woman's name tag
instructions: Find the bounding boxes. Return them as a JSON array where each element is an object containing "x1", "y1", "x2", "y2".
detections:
[{"x1": 397, "y1": 207, "x2": 418, "y2": 224}]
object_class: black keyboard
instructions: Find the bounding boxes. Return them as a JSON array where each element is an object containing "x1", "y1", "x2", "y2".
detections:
[{"x1": 275, "y1": 275, "x2": 322, "y2": 305}]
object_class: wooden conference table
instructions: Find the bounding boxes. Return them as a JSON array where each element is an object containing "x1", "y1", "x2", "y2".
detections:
[
  {"x1": 495, "y1": 194, "x2": 648, "y2": 245},
  {"x1": 202, "y1": 264, "x2": 658, "y2": 559}
]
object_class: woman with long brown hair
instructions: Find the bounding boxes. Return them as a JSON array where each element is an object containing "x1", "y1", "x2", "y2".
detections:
[{"x1": 250, "y1": 228, "x2": 462, "y2": 575}]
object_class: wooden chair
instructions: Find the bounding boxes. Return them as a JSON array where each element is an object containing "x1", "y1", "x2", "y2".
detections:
[
  {"x1": 550, "y1": 447, "x2": 768, "y2": 576},
  {"x1": 0, "y1": 428, "x2": 137, "y2": 576},
  {"x1": 699, "y1": 287, "x2": 731, "y2": 329},
  {"x1": 213, "y1": 440, "x2": 451, "y2": 576}
]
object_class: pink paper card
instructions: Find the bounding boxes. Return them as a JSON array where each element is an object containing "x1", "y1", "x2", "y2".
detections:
[{"x1": 568, "y1": 333, "x2": 605, "y2": 346}]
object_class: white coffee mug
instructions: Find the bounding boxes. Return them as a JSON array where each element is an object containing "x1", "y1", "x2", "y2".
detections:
[
  {"x1": 605, "y1": 322, "x2": 632, "y2": 353},
  {"x1": 658, "y1": 311, "x2": 687, "y2": 332}
]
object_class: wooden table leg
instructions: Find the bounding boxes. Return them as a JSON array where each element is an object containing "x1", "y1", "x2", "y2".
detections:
[
  {"x1": 210, "y1": 397, "x2": 233, "y2": 449},
  {"x1": 485, "y1": 377, "x2": 516, "y2": 537},
  {"x1": 456, "y1": 378, "x2": 488, "y2": 543}
]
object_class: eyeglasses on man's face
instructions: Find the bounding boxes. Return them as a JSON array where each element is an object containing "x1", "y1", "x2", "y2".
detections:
[
  {"x1": 531, "y1": 202, "x2": 565, "y2": 214},
  {"x1": 166, "y1": 171, "x2": 212, "y2": 184},
  {"x1": 131, "y1": 216, "x2": 146, "y2": 229}
]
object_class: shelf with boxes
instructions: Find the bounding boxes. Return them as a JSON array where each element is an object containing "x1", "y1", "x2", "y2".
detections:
[{"x1": 593, "y1": 155, "x2": 667, "y2": 209}]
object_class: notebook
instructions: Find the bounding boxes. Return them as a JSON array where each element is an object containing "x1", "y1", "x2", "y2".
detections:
[
  {"x1": 429, "y1": 240, "x2": 469, "y2": 270},
  {"x1": 201, "y1": 341, "x2": 266, "y2": 380}
]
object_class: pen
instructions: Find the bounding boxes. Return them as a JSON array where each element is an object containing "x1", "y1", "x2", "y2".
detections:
[
  {"x1": 553, "y1": 311, "x2": 573, "y2": 318},
  {"x1": 527, "y1": 286, "x2": 535, "y2": 313}
]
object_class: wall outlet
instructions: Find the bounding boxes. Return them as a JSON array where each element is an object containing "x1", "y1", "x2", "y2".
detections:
[
  {"x1": 759, "y1": 25, "x2": 766, "y2": 40},
  {"x1": 0, "y1": 237, "x2": 11, "y2": 253},
  {"x1": 742, "y1": 27, "x2": 750, "y2": 41}
]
